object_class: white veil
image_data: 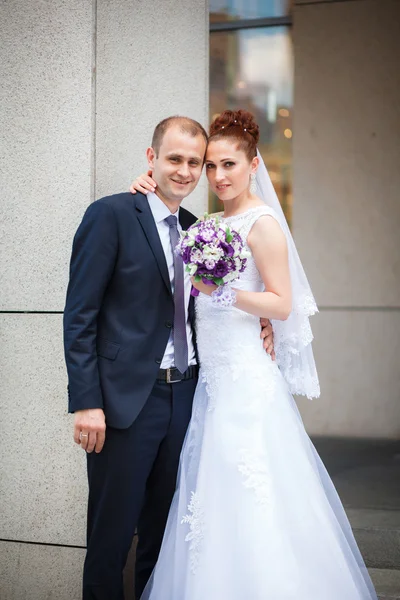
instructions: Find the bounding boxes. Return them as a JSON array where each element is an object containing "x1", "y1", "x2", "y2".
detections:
[{"x1": 255, "y1": 150, "x2": 320, "y2": 399}]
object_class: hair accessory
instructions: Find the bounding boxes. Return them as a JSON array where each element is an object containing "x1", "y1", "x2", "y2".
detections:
[
  {"x1": 244, "y1": 128, "x2": 247, "y2": 132},
  {"x1": 221, "y1": 126, "x2": 225, "y2": 129}
]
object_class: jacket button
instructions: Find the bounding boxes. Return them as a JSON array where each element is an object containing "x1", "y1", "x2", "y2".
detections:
[
  {"x1": 165, "y1": 321, "x2": 172, "y2": 328},
  {"x1": 155, "y1": 358, "x2": 161, "y2": 365}
]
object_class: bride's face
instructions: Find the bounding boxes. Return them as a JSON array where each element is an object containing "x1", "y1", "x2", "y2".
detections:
[{"x1": 205, "y1": 139, "x2": 257, "y2": 202}]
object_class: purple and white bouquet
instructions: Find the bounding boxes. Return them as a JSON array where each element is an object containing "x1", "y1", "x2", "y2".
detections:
[{"x1": 176, "y1": 213, "x2": 250, "y2": 298}]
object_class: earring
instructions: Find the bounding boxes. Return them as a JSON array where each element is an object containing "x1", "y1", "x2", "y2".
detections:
[{"x1": 250, "y1": 173, "x2": 257, "y2": 194}]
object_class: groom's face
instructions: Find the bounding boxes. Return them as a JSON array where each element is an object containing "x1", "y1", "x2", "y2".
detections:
[{"x1": 147, "y1": 126, "x2": 206, "y2": 205}]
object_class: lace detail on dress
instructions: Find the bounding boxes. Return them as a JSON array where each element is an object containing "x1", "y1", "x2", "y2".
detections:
[
  {"x1": 238, "y1": 449, "x2": 270, "y2": 506},
  {"x1": 221, "y1": 206, "x2": 320, "y2": 400},
  {"x1": 181, "y1": 491, "x2": 205, "y2": 574},
  {"x1": 272, "y1": 287, "x2": 320, "y2": 399}
]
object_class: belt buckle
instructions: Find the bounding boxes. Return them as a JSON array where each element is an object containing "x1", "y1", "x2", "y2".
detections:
[{"x1": 166, "y1": 368, "x2": 182, "y2": 384}]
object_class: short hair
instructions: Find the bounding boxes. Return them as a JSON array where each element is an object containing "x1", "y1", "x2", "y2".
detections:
[{"x1": 151, "y1": 116, "x2": 208, "y2": 157}]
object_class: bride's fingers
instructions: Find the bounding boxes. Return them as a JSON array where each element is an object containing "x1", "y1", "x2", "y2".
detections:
[
  {"x1": 130, "y1": 182, "x2": 152, "y2": 195},
  {"x1": 143, "y1": 175, "x2": 157, "y2": 189},
  {"x1": 137, "y1": 174, "x2": 156, "y2": 191},
  {"x1": 129, "y1": 176, "x2": 157, "y2": 195}
]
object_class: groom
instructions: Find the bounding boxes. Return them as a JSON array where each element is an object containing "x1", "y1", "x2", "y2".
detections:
[{"x1": 64, "y1": 116, "x2": 274, "y2": 600}]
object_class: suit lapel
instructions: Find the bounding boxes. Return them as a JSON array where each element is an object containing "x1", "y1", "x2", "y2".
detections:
[
  {"x1": 179, "y1": 207, "x2": 197, "y2": 231},
  {"x1": 134, "y1": 194, "x2": 172, "y2": 295}
]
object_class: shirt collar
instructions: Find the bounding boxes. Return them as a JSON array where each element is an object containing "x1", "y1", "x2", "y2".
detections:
[{"x1": 148, "y1": 191, "x2": 180, "y2": 225}]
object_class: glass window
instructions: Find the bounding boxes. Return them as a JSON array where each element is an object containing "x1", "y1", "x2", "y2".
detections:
[
  {"x1": 209, "y1": 27, "x2": 294, "y2": 225},
  {"x1": 210, "y1": 0, "x2": 292, "y2": 21}
]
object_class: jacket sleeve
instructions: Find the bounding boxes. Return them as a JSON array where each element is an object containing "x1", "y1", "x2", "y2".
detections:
[{"x1": 63, "y1": 200, "x2": 118, "y2": 413}]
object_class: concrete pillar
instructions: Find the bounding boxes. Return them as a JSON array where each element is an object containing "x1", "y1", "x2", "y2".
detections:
[
  {"x1": 293, "y1": 0, "x2": 400, "y2": 437},
  {"x1": 0, "y1": 1, "x2": 209, "y2": 597}
]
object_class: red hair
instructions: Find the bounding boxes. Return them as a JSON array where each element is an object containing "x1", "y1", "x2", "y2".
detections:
[{"x1": 209, "y1": 109, "x2": 259, "y2": 161}]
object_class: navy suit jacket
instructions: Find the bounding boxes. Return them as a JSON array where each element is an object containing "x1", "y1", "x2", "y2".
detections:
[{"x1": 63, "y1": 192, "x2": 198, "y2": 429}]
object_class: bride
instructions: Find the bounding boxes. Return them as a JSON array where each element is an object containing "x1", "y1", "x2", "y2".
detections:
[{"x1": 132, "y1": 109, "x2": 377, "y2": 599}]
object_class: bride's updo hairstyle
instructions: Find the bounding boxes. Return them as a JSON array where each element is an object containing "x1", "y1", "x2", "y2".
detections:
[{"x1": 208, "y1": 109, "x2": 260, "y2": 161}]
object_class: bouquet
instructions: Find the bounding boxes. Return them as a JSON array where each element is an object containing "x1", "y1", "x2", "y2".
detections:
[{"x1": 176, "y1": 213, "x2": 250, "y2": 296}]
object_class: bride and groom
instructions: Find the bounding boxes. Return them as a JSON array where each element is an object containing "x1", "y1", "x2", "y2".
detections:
[{"x1": 64, "y1": 110, "x2": 378, "y2": 599}]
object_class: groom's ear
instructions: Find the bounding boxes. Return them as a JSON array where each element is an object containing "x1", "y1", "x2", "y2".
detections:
[{"x1": 146, "y1": 147, "x2": 156, "y2": 170}]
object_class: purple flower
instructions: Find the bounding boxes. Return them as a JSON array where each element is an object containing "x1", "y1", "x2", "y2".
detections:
[
  {"x1": 196, "y1": 264, "x2": 210, "y2": 275},
  {"x1": 226, "y1": 258, "x2": 236, "y2": 271},
  {"x1": 219, "y1": 241, "x2": 234, "y2": 257},
  {"x1": 195, "y1": 227, "x2": 216, "y2": 244},
  {"x1": 181, "y1": 246, "x2": 192, "y2": 264},
  {"x1": 213, "y1": 260, "x2": 229, "y2": 278},
  {"x1": 195, "y1": 232, "x2": 214, "y2": 244},
  {"x1": 201, "y1": 277, "x2": 215, "y2": 286}
]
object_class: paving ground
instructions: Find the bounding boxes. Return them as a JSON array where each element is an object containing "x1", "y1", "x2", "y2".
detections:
[{"x1": 314, "y1": 437, "x2": 400, "y2": 600}]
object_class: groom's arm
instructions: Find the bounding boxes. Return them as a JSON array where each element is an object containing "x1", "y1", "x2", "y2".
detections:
[{"x1": 64, "y1": 200, "x2": 118, "y2": 449}]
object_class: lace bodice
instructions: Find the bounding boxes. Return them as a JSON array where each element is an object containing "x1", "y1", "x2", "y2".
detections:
[
  {"x1": 195, "y1": 205, "x2": 320, "y2": 401},
  {"x1": 221, "y1": 205, "x2": 274, "y2": 291},
  {"x1": 195, "y1": 206, "x2": 280, "y2": 397}
]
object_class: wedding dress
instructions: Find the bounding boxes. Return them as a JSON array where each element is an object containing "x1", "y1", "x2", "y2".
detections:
[{"x1": 141, "y1": 206, "x2": 377, "y2": 600}]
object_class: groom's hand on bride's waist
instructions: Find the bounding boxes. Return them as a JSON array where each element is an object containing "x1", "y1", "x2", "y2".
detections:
[
  {"x1": 73, "y1": 408, "x2": 106, "y2": 454},
  {"x1": 260, "y1": 318, "x2": 275, "y2": 361}
]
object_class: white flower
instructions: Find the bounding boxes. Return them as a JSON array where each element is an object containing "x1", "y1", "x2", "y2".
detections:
[
  {"x1": 190, "y1": 248, "x2": 203, "y2": 262},
  {"x1": 224, "y1": 272, "x2": 238, "y2": 283},
  {"x1": 188, "y1": 264, "x2": 198, "y2": 275},
  {"x1": 203, "y1": 246, "x2": 223, "y2": 261},
  {"x1": 232, "y1": 240, "x2": 241, "y2": 252},
  {"x1": 201, "y1": 229, "x2": 215, "y2": 242},
  {"x1": 205, "y1": 259, "x2": 215, "y2": 270}
]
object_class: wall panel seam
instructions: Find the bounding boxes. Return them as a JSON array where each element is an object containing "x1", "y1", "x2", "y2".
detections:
[{"x1": 91, "y1": 0, "x2": 97, "y2": 204}]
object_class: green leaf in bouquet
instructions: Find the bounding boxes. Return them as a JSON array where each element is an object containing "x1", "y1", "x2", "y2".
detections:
[
  {"x1": 194, "y1": 275, "x2": 202, "y2": 282},
  {"x1": 214, "y1": 278, "x2": 224, "y2": 286},
  {"x1": 226, "y1": 228, "x2": 233, "y2": 243}
]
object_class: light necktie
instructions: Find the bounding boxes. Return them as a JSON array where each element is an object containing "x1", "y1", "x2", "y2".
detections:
[{"x1": 165, "y1": 215, "x2": 188, "y2": 374}]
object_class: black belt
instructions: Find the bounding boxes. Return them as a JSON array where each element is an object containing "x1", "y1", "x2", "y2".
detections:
[{"x1": 157, "y1": 365, "x2": 198, "y2": 384}]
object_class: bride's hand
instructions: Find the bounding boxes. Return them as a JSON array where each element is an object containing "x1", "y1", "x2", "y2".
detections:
[
  {"x1": 191, "y1": 277, "x2": 217, "y2": 296},
  {"x1": 129, "y1": 170, "x2": 157, "y2": 195}
]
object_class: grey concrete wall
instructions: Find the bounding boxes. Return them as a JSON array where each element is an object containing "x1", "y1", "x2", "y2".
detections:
[
  {"x1": 0, "y1": 1, "x2": 209, "y2": 598},
  {"x1": 293, "y1": 0, "x2": 400, "y2": 437}
]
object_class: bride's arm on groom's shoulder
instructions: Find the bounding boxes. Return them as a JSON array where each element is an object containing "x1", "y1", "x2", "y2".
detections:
[
  {"x1": 129, "y1": 170, "x2": 157, "y2": 194},
  {"x1": 235, "y1": 216, "x2": 292, "y2": 321}
]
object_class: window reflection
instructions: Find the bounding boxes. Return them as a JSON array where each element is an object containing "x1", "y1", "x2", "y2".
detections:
[
  {"x1": 210, "y1": 0, "x2": 292, "y2": 21},
  {"x1": 209, "y1": 27, "x2": 294, "y2": 225}
]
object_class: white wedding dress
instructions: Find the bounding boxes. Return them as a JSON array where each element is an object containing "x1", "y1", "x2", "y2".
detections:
[{"x1": 141, "y1": 207, "x2": 377, "y2": 600}]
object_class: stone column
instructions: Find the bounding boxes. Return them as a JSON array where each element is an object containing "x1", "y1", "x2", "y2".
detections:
[
  {"x1": 0, "y1": 1, "x2": 208, "y2": 598},
  {"x1": 293, "y1": 0, "x2": 400, "y2": 437}
]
